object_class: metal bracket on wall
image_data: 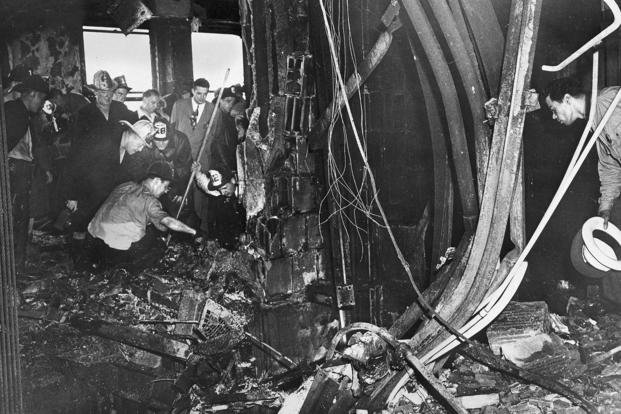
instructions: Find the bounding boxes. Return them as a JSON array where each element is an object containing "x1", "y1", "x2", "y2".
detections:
[{"x1": 336, "y1": 284, "x2": 356, "y2": 308}]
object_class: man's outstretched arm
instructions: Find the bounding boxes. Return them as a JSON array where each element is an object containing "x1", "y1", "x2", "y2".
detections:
[{"x1": 160, "y1": 216, "x2": 196, "y2": 235}]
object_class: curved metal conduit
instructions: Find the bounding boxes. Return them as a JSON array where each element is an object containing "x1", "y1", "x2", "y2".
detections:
[
  {"x1": 399, "y1": 0, "x2": 479, "y2": 231},
  {"x1": 396, "y1": 0, "x2": 487, "y2": 356},
  {"x1": 424, "y1": 52, "x2": 609, "y2": 361},
  {"x1": 405, "y1": 0, "x2": 540, "y2": 354},
  {"x1": 421, "y1": 0, "x2": 617, "y2": 363},
  {"x1": 388, "y1": 53, "x2": 607, "y2": 408},
  {"x1": 427, "y1": 0, "x2": 491, "y2": 202},
  {"x1": 542, "y1": 0, "x2": 621, "y2": 72}
]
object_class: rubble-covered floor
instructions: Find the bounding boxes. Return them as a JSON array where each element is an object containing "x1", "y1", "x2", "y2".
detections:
[
  {"x1": 16, "y1": 229, "x2": 621, "y2": 413},
  {"x1": 18, "y1": 230, "x2": 281, "y2": 413}
]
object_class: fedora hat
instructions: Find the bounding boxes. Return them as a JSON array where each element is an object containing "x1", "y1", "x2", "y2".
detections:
[
  {"x1": 570, "y1": 217, "x2": 621, "y2": 279},
  {"x1": 87, "y1": 70, "x2": 117, "y2": 92}
]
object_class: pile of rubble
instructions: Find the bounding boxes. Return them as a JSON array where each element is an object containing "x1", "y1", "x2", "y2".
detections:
[
  {"x1": 17, "y1": 231, "x2": 621, "y2": 413},
  {"x1": 19, "y1": 231, "x2": 280, "y2": 413},
  {"x1": 282, "y1": 296, "x2": 620, "y2": 413}
]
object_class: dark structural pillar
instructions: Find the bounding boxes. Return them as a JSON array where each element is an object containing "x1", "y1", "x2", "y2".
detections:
[
  {"x1": 150, "y1": 17, "x2": 194, "y2": 95},
  {"x1": 0, "y1": 67, "x2": 24, "y2": 413}
]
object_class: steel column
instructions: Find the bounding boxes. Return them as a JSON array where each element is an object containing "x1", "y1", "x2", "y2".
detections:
[{"x1": 0, "y1": 65, "x2": 24, "y2": 414}]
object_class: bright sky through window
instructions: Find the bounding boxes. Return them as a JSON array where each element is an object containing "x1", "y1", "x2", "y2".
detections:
[
  {"x1": 83, "y1": 27, "x2": 152, "y2": 94},
  {"x1": 192, "y1": 33, "x2": 244, "y2": 93},
  {"x1": 83, "y1": 27, "x2": 244, "y2": 109}
]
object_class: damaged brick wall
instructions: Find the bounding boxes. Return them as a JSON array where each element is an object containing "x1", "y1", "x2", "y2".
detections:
[
  {"x1": 239, "y1": 0, "x2": 335, "y2": 368},
  {"x1": 240, "y1": 0, "x2": 331, "y2": 300}
]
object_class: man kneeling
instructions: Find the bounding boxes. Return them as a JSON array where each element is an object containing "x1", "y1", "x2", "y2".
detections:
[{"x1": 87, "y1": 161, "x2": 196, "y2": 268}]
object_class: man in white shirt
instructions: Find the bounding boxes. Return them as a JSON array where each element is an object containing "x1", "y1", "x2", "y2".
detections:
[{"x1": 136, "y1": 89, "x2": 161, "y2": 123}]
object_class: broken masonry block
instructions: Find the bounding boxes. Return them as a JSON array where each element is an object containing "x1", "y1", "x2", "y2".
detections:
[
  {"x1": 257, "y1": 216, "x2": 283, "y2": 259},
  {"x1": 292, "y1": 250, "x2": 320, "y2": 289},
  {"x1": 306, "y1": 279, "x2": 334, "y2": 306},
  {"x1": 268, "y1": 175, "x2": 290, "y2": 215},
  {"x1": 506, "y1": 402, "x2": 543, "y2": 413},
  {"x1": 121, "y1": 346, "x2": 162, "y2": 370},
  {"x1": 265, "y1": 256, "x2": 295, "y2": 296},
  {"x1": 457, "y1": 393, "x2": 500, "y2": 410},
  {"x1": 552, "y1": 407, "x2": 587, "y2": 414},
  {"x1": 306, "y1": 213, "x2": 323, "y2": 249},
  {"x1": 299, "y1": 369, "x2": 340, "y2": 414},
  {"x1": 282, "y1": 214, "x2": 307, "y2": 254},
  {"x1": 487, "y1": 301, "x2": 551, "y2": 355},
  {"x1": 315, "y1": 248, "x2": 328, "y2": 280},
  {"x1": 520, "y1": 336, "x2": 584, "y2": 378},
  {"x1": 291, "y1": 176, "x2": 316, "y2": 213},
  {"x1": 295, "y1": 136, "x2": 316, "y2": 175}
]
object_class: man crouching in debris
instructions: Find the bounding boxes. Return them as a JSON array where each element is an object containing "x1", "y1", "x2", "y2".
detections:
[
  {"x1": 545, "y1": 77, "x2": 621, "y2": 227},
  {"x1": 86, "y1": 161, "x2": 196, "y2": 269}
]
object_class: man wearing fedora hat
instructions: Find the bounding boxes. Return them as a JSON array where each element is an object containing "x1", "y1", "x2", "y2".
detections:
[
  {"x1": 87, "y1": 161, "x2": 196, "y2": 268},
  {"x1": 5, "y1": 74, "x2": 51, "y2": 272}
]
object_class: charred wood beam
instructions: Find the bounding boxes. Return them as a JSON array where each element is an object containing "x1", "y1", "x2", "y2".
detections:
[
  {"x1": 426, "y1": 0, "x2": 491, "y2": 202},
  {"x1": 308, "y1": 1, "x2": 402, "y2": 151},
  {"x1": 0, "y1": 67, "x2": 24, "y2": 414},
  {"x1": 69, "y1": 318, "x2": 189, "y2": 363},
  {"x1": 400, "y1": 0, "x2": 478, "y2": 231},
  {"x1": 410, "y1": 0, "x2": 542, "y2": 356}
]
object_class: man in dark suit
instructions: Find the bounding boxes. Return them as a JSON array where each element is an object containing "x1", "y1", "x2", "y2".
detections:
[
  {"x1": 63, "y1": 70, "x2": 137, "y2": 263},
  {"x1": 170, "y1": 78, "x2": 214, "y2": 160},
  {"x1": 5, "y1": 74, "x2": 50, "y2": 272}
]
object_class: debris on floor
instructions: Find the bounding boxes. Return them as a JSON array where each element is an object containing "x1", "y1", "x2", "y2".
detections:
[{"x1": 18, "y1": 231, "x2": 621, "y2": 413}]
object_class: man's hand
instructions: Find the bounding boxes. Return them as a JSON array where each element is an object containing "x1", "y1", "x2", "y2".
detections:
[
  {"x1": 600, "y1": 209, "x2": 611, "y2": 229},
  {"x1": 66, "y1": 200, "x2": 78, "y2": 212},
  {"x1": 191, "y1": 161, "x2": 202, "y2": 175},
  {"x1": 45, "y1": 170, "x2": 53, "y2": 184}
]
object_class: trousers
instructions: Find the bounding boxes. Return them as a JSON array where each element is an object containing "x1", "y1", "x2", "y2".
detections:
[{"x1": 9, "y1": 159, "x2": 34, "y2": 272}]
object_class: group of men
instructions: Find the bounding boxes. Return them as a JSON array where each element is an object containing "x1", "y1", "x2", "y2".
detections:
[{"x1": 4, "y1": 67, "x2": 247, "y2": 271}]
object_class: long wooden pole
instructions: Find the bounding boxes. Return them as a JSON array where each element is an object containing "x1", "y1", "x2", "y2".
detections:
[
  {"x1": 172, "y1": 69, "x2": 230, "y2": 222},
  {"x1": 166, "y1": 69, "x2": 230, "y2": 247}
]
